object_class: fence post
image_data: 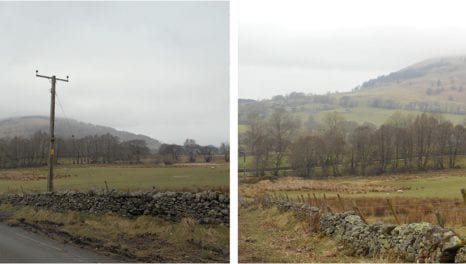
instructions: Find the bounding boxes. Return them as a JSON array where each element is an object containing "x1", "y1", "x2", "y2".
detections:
[
  {"x1": 337, "y1": 193, "x2": 345, "y2": 211},
  {"x1": 326, "y1": 205, "x2": 334, "y2": 215},
  {"x1": 387, "y1": 199, "x2": 401, "y2": 225},
  {"x1": 323, "y1": 193, "x2": 328, "y2": 209},
  {"x1": 435, "y1": 209, "x2": 445, "y2": 228},
  {"x1": 104, "y1": 180, "x2": 109, "y2": 193},
  {"x1": 352, "y1": 200, "x2": 368, "y2": 224},
  {"x1": 461, "y1": 189, "x2": 466, "y2": 206},
  {"x1": 313, "y1": 193, "x2": 318, "y2": 207}
]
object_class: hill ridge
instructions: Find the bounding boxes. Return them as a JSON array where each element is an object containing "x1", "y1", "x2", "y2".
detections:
[
  {"x1": 239, "y1": 56, "x2": 466, "y2": 127},
  {"x1": 0, "y1": 116, "x2": 161, "y2": 151}
]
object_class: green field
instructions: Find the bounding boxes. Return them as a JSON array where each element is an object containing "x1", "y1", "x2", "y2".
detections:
[
  {"x1": 0, "y1": 165, "x2": 229, "y2": 193},
  {"x1": 312, "y1": 106, "x2": 465, "y2": 126},
  {"x1": 259, "y1": 170, "x2": 466, "y2": 200},
  {"x1": 240, "y1": 107, "x2": 465, "y2": 131},
  {"x1": 238, "y1": 155, "x2": 289, "y2": 169}
]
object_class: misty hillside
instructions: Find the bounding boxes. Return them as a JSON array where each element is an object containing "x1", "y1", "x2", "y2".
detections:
[
  {"x1": 0, "y1": 116, "x2": 161, "y2": 151},
  {"x1": 239, "y1": 56, "x2": 466, "y2": 127},
  {"x1": 355, "y1": 56, "x2": 466, "y2": 103}
]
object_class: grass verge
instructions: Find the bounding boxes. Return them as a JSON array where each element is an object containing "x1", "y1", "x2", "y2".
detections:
[
  {"x1": 239, "y1": 205, "x2": 380, "y2": 263},
  {"x1": 0, "y1": 203, "x2": 229, "y2": 263}
]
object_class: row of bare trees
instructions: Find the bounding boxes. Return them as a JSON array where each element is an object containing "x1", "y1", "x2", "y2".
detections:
[
  {"x1": 0, "y1": 132, "x2": 150, "y2": 168},
  {"x1": 291, "y1": 113, "x2": 466, "y2": 177},
  {"x1": 242, "y1": 109, "x2": 466, "y2": 178},
  {"x1": 242, "y1": 108, "x2": 300, "y2": 176},
  {"x1": 158, "y1": 139, "x2": 230, "y2": 164}
]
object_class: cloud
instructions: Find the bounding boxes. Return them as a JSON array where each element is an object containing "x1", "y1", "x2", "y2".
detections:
[
  {"x1": 0, "y1": 1, "x2": 229, "y2": 146},
  {"x1": 239, "y1": 0, "x2": 466, "y2": 99}
]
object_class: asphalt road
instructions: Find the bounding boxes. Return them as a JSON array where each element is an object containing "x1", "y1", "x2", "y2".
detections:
[{"x1": 0, "y1": 223, "x2": 118, "y2": 263}]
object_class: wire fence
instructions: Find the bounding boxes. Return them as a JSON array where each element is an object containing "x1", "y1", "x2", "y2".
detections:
[{"x1": 259, "y1": 188, "x2": 466, "y2": 228}]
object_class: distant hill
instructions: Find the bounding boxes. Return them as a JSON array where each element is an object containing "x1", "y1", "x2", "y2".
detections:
[
  {"x1": 0, "y1": 116, "x2": 161, "y2": 151},
  {"x1": 239, "y1": 56, "x2": 466, "y2": 127},
  {"x1": 355, "y1": 56, "x2": 466, "y2": 103}
]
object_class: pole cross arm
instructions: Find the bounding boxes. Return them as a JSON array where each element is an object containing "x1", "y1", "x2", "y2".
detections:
[
  {"x1": 56, "y1": 77, "x2": 69, "y2": 82},
  {"x1": 35, "y1": 73, "x2": 52, "y2": 79},
  {"x1": 35, "y1": 70, "x2": 69, "y2": 82}
]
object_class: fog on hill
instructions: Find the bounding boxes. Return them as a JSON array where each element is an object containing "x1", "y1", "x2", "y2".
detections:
[
  {"x1": 240, "y1": 0, "x2": 466, "y2": 99},
  {"x1": 0, "y1": 116, "x2": 161, "y2": 151}
]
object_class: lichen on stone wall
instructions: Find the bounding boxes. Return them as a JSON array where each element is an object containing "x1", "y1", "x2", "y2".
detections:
[{"x1": 320, "y1": 211, "x2": 465, "y2": 262}]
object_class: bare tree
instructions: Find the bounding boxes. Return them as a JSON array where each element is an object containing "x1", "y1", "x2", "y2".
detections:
[
  {"x1": 289, "y1": 135, "x2": 323, "y2": 178},
  {"x1": 322, "y1": 112, "x2": 346, "y2": 176},
  {"x1": 219, "y1": 142, "x2": 230, "y2": 162},
  {"x1": 244, "y1": 113, "x2": 271, "y2": 177},
  {"x1": 268, "y1": 108, "x2": 300, "y2": 176},
  {"x1": 349, "y1": 125, "x2": 374, "y2": 175},
  {"x1": 184, "y1": 139, "x2": 199, "y2": 162}
]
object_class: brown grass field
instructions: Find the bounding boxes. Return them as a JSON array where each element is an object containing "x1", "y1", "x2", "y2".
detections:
[{"x1": 239, "y1": 168, "x2": 466, "y2": 262}]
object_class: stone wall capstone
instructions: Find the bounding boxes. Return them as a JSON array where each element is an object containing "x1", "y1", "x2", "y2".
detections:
[{"x1": 1, "y1": 191, "x2": 229, "y2": 224}]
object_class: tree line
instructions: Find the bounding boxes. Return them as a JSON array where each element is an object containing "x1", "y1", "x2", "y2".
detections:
[
  {"x1": 0, "y1": 133, "x2": 231, "y2": 169},
  {"x1": 242, "y1": 109, "x2": 466, "y2": 178},
  {"x1": 158, "y1": 139, "x2": 230, "y2": 164},
  {"x1": 239, "y1": 91, "x2": 466, "y2": 127},
  {"x1": 0, "y1": 132, "x2": 151, "y2": 168}
]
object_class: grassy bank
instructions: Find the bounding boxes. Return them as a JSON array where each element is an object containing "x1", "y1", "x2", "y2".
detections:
[{"x1": 239, "y1": 205, "x2": 377, "y2": 263}]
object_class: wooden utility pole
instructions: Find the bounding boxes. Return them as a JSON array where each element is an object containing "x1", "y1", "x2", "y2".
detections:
[{"x1": 35, "y1": 70, "x2": 69, "y2": 192}]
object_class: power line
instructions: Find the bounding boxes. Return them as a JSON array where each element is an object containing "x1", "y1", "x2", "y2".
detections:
[{"x1": 56, "y1": 92, "x2": 74, "y2": 138}]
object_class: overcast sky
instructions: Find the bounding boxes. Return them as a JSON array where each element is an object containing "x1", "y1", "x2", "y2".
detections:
[
  {"x1": 0, "y1": 1, "x2": 229, "y2": 146},
  {"x1": 240, "y1": 0, "x2": 466, "y2": 99}
]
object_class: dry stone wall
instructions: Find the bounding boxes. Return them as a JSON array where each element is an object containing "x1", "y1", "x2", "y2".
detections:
[
  {"x1": 321, "y1": 211, "x2": 464, "y2": 262},
  {"x1": 261, "y1": 196, "x2": 466, "y2": 262},
  {"x1": 1, "y1": 191, "x2": 229, "y2": 224}
]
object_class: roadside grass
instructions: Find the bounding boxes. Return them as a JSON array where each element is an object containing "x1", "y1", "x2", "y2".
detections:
[
  {"x1": 0, "y1": 204, "x2": 229, "y2": 262},
  {"x1": 239, "y1": 205, "x2": 381, "y2": 263},
  {"x1": 0, "y1": 164, "x2": 229, "y2": 193}
]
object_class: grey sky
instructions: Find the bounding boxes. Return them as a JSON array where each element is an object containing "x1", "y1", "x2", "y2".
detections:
[
  {"x1": 240, "y1": 0, "x2": 466, "y2": 99},
  {"x1": 0, "y1": 1, "x2": 229, "y2": 146}
]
